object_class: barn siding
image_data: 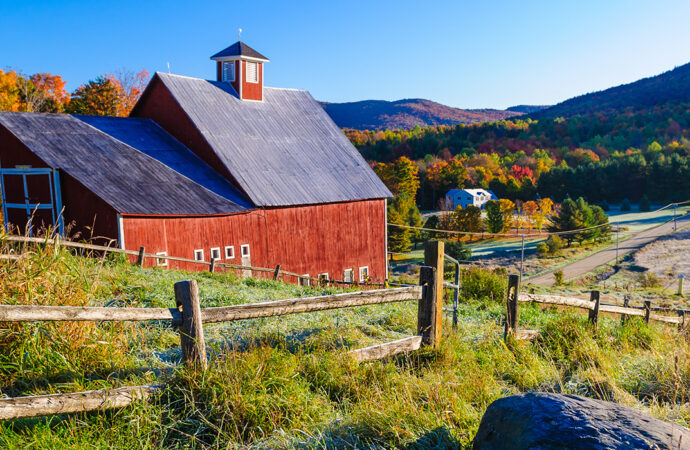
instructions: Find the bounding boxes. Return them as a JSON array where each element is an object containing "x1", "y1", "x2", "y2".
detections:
[
  {"x1": 240, "y1": 60, "x2": 263, "y2": 101},
  {"x1": 121, "y1": 199, "x2": 386, "y2": 281}
]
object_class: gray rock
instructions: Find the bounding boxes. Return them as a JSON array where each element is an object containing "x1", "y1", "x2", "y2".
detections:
[{"x1": 473, "y1": 392, "x2": 690, "y2": 449}]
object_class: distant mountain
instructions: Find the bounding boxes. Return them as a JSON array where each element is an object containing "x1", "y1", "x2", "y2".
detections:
[
  {"x1": 531, "y1": 61, "x2": 690, "y2": 119},
  {"x1": 507, "y1": 105, "x2": 550, "y2": 114},
  {"x1": 320, "y1": 98, "x2": 522, "y2": 130}
]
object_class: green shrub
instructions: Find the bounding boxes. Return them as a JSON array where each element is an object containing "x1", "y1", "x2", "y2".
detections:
[
  {"x1": 621, "y1": 198, "x2": 631, "y2": 211},
  {"x1": 546, "y1": 235, "x2": 564, "y2": 255},
  {"x1": 554, "y1": 270, "x2": 564, "y2": 286},
  {"x1": 639, "y1": 195, "x2": 651, "y2": 212},
  {"x1": 537, "y1": 236, "x2": 564, "y2": 257},
  {"x1": 461, "y1": 267, "x2": 506, "y2": 303},
  {"x1": 444, "y1": 240, "x2": 472, "y2": 261},
  {"x1": 637, "y1": 272, "x2": 661, "y2": 288}
]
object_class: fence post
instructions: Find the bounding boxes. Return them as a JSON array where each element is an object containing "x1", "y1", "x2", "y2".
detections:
[
  {"x1": 209, "y1": 257, "x2": 216, "y2": 273},
  {"x1": 137, "y1": 246, "x2": 145, "y2": 267},
  {"x1": 505, "y1": 274, "x2": 520, "y2": 340},
  {"x1": 621, "y1": 295, "x2": 630, "y2": 325},
  {"x1": 174, "y1": 280, "x2": 207, "y2": 370},
  {"x1": 644, "y1": 300, "x2": 651, "y2": 324},
  {"x1": 273, "y1": 264, "x2": 281, "y2": 281},
  {"x1": 678, "y1": 311, "x2": 686, "y2": 331},
  {"x1": 418, "y1": 266, "x2": 440, "y2": 347},
  {"x1": 452, "y1": 262, "x2": 460, "y2": 329},
  {"x1": 588, "y1": 291, "x2": 600, "y2": 329},
  {"x1": 424, "y1": 240, "x2": 444, "y2": 343}
]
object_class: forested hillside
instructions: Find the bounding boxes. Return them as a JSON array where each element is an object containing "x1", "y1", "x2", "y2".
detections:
[
  {"x1": 320, "y1": 98, "x2": 522, "y2": 130},
  {"x1": 531, "y1": 61, "x2": 690, "y2": 119},
  {"x1": 349, "y1": 103, "x2": 690, "y2": 209}
]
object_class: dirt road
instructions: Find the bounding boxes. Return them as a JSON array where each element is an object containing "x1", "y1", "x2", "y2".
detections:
[{"x1": 526, "y1": 214, "x2": 690, "y2": 286}]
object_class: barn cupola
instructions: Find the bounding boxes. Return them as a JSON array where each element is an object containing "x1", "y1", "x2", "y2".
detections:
[{"x1": 211, "y1": 41, "x2": 269, "y2": 101}]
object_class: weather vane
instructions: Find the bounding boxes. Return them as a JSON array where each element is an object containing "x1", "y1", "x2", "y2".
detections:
[{"x1": 238, "y1": 28, "x2": 242, "y2": 41}]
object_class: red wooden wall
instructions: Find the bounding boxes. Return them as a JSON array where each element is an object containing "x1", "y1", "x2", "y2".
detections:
[
  {"x1": 121, "y1": 199, "x2": 387, "y2": 282},
  {"x1": 240, "y1": 60, "x2": 263, "y2": 101}
]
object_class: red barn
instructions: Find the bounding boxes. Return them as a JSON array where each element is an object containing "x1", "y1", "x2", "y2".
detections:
[{"x1": 0, "y1": 41, "x2": 392, "y2": 283}]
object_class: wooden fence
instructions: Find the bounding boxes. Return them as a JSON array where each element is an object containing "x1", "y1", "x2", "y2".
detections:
[
  {"x1": 1, "y1": 235, "x2": 389, "y2": 287},
  {"x1": 0, "y1": 241, "x2": 447, "y2": 421},
  {"x1": 504, "y1": 274, "x2": 688, "y2": 340}
]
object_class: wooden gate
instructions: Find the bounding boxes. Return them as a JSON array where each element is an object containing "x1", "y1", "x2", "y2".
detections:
[{"x1": 0, "y1": 167, "x2": 64, "y2": 236}]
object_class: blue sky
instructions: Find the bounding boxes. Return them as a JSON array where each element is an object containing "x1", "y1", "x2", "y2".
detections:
[{"x1": 1, "y1": 0, "x2": 689, "y2": 109}]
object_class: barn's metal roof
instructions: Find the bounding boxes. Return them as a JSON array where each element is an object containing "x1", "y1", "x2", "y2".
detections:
[
  {"x1": 76, "y1": 115, "x2": 252, "y2": 210},
  {"x1": 210, "y1": 41, "x2": 269, "y2": 61},
  {"x1": 0, "y1": 112, "x2": 252, "y2": 216},
  {"x1": 151, "y1": 72, "x2": 392, "y2": 207}
]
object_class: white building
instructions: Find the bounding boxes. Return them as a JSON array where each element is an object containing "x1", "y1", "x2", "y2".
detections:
[{"x1": 445, "y1": 189, "x2": 498, "y2": 210}]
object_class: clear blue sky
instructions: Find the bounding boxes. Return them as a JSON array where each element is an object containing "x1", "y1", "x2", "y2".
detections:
[{"x1": 1, "y1": 0, "x2": 689, "y2": 109}]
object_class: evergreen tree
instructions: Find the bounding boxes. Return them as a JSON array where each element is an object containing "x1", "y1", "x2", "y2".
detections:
[
  {"x1": 387, "y1": 206, "x2": 411, "y2": 253},
  {"x1": 484, "y1": 200, "x2": 504, "y2": 234},
  {"x1": 639, "y1": 194, "x2": 651, "y2": 211}
]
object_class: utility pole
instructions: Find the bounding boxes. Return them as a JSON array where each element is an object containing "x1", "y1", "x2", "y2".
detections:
[
  {"x1": 673, "y1": 203, "x2": 677, "y2": 232},
  {"x1": 615, "y1": 224, "x2": 619, "y2": 266}
]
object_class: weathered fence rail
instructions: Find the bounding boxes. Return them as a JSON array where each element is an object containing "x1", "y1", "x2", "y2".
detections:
[
  {"x1": 0, "y1": 386, "x2": 159, "y2": 420},
  {"x1": 505, "y1": 275, "x2": 688, "y2": 341},
  {"x1": 0, "y1": 241, "x2": 446, "y2": 421}
]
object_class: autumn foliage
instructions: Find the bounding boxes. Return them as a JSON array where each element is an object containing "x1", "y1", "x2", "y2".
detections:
[{"x1": 0, "y1": 69, "x2": 149, "y2": 117}]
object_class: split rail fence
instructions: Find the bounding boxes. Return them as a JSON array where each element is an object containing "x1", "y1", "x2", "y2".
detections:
[
  {"x1": 0, "y1": 242, "x2": 447, "y2": 421},
  {"x1": 1, "y1": 235, "x2": 390, "y2": 288},
  {"x1": 504, "y1": 274, "x2": 689, "y2": 340}
]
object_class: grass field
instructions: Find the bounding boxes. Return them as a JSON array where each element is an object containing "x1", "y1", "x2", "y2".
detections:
[{"x1": 0, "y1": 238, "x2": 689, "y2": 448}]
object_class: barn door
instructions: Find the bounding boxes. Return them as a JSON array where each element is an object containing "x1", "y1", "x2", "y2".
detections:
[{"x1": 0, "y1": 167, "x2": 64, "y2": 236}]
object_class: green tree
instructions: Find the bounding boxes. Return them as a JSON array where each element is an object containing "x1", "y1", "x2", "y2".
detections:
[
  {"x1": 452, "y1": 205, "x2": 483, "y2": 240},
  {"x1": 65, "y1": 76, "x2": 119, "y2": 116},
  {"x1": 548, "y1": 197, "x2": 585, "y2": 246},
  {"x1": 639, "y1": 194, "x2": 650, "y2": 211},
  {"x1": 484, "y1": 200, "x2": 504, "y2": 234},
  {"x1": 387, "y1": 206, "x2": 411, "y2": 254}
]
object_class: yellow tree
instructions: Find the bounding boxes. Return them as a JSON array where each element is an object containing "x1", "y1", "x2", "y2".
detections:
[
  {"x1": 108, "y1": 69, "x2": 150, "y2": 117},
  {"x1": 0, "y1": 70, "x2": 21, "y2": 111},
  {"x1": 533, "y1": 197, "x2": 554, "y2": 231},
  {"x1": 499, "y1": 198, "x2": 515, "y2": 232}
]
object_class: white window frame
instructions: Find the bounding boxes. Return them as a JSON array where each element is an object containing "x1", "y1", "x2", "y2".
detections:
[
  {"x1": 222, "y1": 61, "x2": 235, "y2": 82},
  {"x1": 194, "y1": 249, "x2": 204, "y2": 261},
  {"x1": 299, "y1": 274, "x2": 310, "y2": 287},
  {"x1": 240, "y1": 244, "x2": 250, "y2": 257},
  {"x1": 225, "y1": 246, "x2": 235, "y2": 259},
  {"x1": 210, "y1": 247, "x2": 221, "y2": 261},
  {"x1": 155, "y1": 251, "x2": 168, "y2": 267},
  {"x1": 343, "y1": 268, "x2": 354, "y2": 283},
  {"x1": 318, "y1": 273, "x2": 329, "y2": 284},
  {"x1": 246, "y1": 62, "x2": 258, "y2": 83},
  {"x1": 359, "y1": 266, "x2": 369, "y2": 282}
]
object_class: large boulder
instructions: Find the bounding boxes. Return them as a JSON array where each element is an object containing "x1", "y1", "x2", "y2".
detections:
[{"x1": 474, "y1": 392, "x2": 690, "y2": 449}]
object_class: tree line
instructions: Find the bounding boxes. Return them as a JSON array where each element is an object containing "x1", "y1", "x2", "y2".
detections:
[{"x1": 0, "y1": 69, "x2": 149, "y2": 117}]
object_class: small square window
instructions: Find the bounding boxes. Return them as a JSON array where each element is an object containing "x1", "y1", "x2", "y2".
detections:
[
  {"x1": 241, "y1": 244, "x2": 250, "y2": 257},
  {"x1": 222, "y1": 61, "x2": 235, "y2": 82},
  {"x1": 343, "y1": 268, "x2": 354, "y2": 283},
  {"x1": 194, "y1": 249, "x2": 204, "y2": 261},
  {"x1": 298, "y1": 274, "x2": 310, "y2": 287},
  {"x1": 359, "y1": 266, "x2": 369, "y2": 283},
  {"x1": 210, "y1": 247, "x2": 221, "y2": 261},
  {"x1": 318, "y1": 273, "x2": 329, "y2": 285},
  {"x1": 225, "y1": 246, "x2": 235, "y2": 259},
  {"x1": 155, "y1": 251, "x2": 168, "y2": 267}
]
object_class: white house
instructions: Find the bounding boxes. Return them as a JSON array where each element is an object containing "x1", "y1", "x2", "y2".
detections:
[{"x1": 445, "y1": 189, "x2": 498, "y2": 210}]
